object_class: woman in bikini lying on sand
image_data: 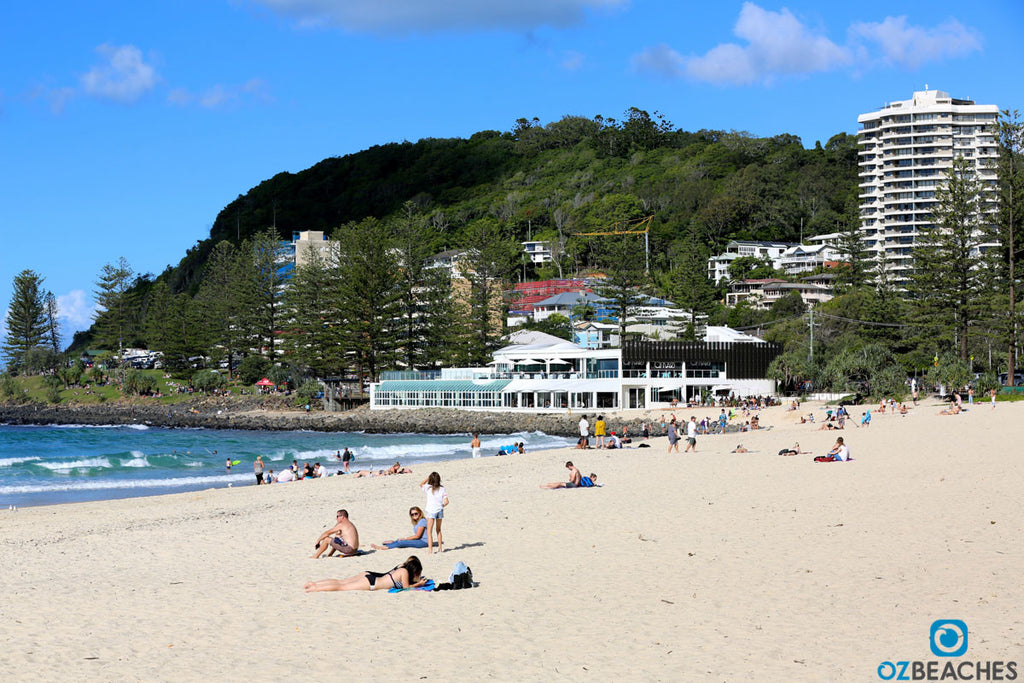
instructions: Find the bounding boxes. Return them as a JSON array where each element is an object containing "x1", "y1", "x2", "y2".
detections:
[{"x1": 304, "y1": 555, "x2": 427, "y2": 592}]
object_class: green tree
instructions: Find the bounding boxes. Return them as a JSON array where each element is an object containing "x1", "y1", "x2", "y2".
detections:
[
  {"x1": 662, "y1": 228, "x2": 719, "y2": 340},
  {"x1": 908, "y1": 157, "x2": 994, "y2": 362},
  {"x1": 237, "y1": 355, "x2": 272, "y2": 385},
  {"x1": 145, "y1": 281, "x2": 201, "y2": 372},
  {"x1": 281, "y1": 246, "x2": 343, "y2": 377},
  {"x1": 459, "y1": 218, "x2": 519, "y2": 364},
  {"x1": 236, "y1": 230, "x2": 288, "y2": 362},
  {"x1": 195, "y1": 241, "x2": 247, "y2": 378},
  {"x1": 333, "y1": 218, "x2": 403, "y2": 382},
  {"x1": 520, "y1": 313, "x2": 574, "y2": 341},
  {"x1": 834, "y1": 204, "x2": 869, "y2": 291},
  {"x1": 592, "y1": 232, "x2": 650, "y2": 342},
  {"x1": 93, "y1": 257, "x2": 136, "y2": 353},
  {"x1": 192, "y1": 369, "x2": 227, "y2": 394},
  {"x1": 766, "y1": 350, "x2": 816, "y2": 394},
  {"x1": 991, "y1": 110, "x2": 1024, "y2": 382},
  {"x1": 43, "y1": 291, "x2": 61, "y2": 354},
  {"x1": 727, "y1": 256, "x2": 779, "y2": 281},
  {"x1": 820, "y1": 343, "x2": 906, "y2": 399},
  {"x1": 392, "y1": 202, "x2": 455, "y2": 369},
  {"x1": 2, "y1": 269, "x2": 48, "y2": 373}
]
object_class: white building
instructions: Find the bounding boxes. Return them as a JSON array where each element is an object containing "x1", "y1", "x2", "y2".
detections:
[
  {"x1": 370, "y1": 330, "x2": 780, "y2": 411},
  {"x1": 857, "y1": 88, "x2": 999, "y2": 285},
  {"x1": 521, "y1": 240, "x2": 553, "y2": 264},
  {"x1": 776, "y1": 243, "x2": 842, "y2": 275},
  {"x1": 290, "y1": 231, "x2": 339, "y2": 267},
  {"x1": 707, "y1": 240, "x2": 794, "y2": 284}
]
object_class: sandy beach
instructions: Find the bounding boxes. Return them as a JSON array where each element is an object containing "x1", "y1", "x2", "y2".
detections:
[{"x1": 1, "y1": 399, "x2": 1022, "y2": 681}]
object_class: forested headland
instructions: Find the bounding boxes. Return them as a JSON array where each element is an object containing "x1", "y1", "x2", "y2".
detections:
[{"x1": 4, "y1": 108, "x2": 1023, "y2": 403}]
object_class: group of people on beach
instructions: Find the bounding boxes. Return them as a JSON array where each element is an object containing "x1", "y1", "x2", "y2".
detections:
[
  {"x1": 252, "y1": 456, "x2": 329, "y2": 484},
  {"x1": 311, "y1": 473, "x2": 448, "y2": 558},
  {"x1": 575, "y1": 414, "x2": 637, "y2": 450},
  {"x1": 305, "y1": 471, "x2": 450, "y2": 593}
]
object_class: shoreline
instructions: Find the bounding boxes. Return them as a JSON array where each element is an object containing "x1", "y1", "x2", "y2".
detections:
[{"x1": 0, "y1": 398, "x2": 755, "y2": 437}]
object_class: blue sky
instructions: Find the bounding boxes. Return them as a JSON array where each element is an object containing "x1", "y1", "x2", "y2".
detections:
[{"x1": 2, "y1": 0, "x2": 1022, "y2": 342}]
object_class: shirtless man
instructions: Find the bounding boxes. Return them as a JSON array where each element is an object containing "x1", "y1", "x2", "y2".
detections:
[
  {"x1": 470, "y1": 433, "x2": 481, "y2": 459},
  {"x1": 311, "y1": 509, "x2": 360, "y2": 558},
  {"x1": 540, "y1": 461, "x2": 582, "y2": 489}
]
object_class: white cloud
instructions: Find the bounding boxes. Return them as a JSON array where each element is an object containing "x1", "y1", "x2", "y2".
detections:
[
  {"x1": 633, "y1": 4, "x2": 982, "y2": 86},
  {"x1": 80, "y1": 44, "x2": 158, "y2": 103},
  {"x1": 56, "y1": 290, "x2": 98, "y2": 337},
  {"x1": 849, "y1": 16, "x2": 980, "y2": 69},
  {"x1": 630, "y1": 44, "x2": 686, "y2": 79},
  {"x1": 680, "y1": 3, "x2": 851, "y2": 85},
  {"x1": 248, "y1": 0, "x2": 626, "y2": 34},
  {"x1": 166, "y1": 79, "x2": 274, "y2": 109}
]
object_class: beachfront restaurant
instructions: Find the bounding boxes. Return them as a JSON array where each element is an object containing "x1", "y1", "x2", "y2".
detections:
[{"x1": 369, "y1": 331, "x2": 780, "y2": 412}]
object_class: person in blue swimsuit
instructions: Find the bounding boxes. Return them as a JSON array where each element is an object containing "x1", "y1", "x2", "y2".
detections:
[
  {"x1": 370, "y1": 507, "x2": 429, "y2": 550},
  {"x1": 304, "y1": 556, "x2": 426, "y2": 592}
]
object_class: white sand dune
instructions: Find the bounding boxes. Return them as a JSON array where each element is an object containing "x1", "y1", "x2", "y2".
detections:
[{"x1": 1, "y1": 400, "x2": 1021, "y2": 681}]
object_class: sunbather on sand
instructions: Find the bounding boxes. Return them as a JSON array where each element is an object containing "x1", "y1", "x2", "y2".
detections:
[{"x1": 304, "y1": 556, "x2": 427, "y2": 592}]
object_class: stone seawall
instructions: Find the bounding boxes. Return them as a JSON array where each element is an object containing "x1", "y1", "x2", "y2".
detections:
[{"x1": 0, "y1": 401, "x2": 611, "y2": 437}]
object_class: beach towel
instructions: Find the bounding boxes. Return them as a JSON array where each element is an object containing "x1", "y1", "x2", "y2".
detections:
[{"x1": 388, "y1": 579, "x2": 436, "y2": 593}]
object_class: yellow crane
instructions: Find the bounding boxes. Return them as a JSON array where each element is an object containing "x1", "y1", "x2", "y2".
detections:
[{"x1": 572, "y1": 215, "x2": 653, "y2": 272}]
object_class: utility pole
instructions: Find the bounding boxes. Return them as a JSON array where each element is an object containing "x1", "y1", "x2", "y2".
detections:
[{"x1": 808, "y1": 308, "x2": 815, "y2": 363}]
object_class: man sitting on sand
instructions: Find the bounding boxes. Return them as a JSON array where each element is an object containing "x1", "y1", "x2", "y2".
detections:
[
  {"x1": 311, "y1": 509, "x2": 360, "y2": 558},
  {"x1": 540, "y1": 461, "x2": 582, "y2": 489}
]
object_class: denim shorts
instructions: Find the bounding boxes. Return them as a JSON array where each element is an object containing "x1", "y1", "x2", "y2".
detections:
[{"x1": 426, "y1": 509, "x2": 444, "y2": 519}]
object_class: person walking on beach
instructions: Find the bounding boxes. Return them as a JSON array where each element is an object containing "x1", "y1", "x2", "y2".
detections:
[
  {"x1": 253, "y1": 456, "x2": 265, "y2": 485},
  {"x1": 578, "y1": 415, "x2": 590, "y2": 449},
  {"x1": 342, "y1": 448, "x2": 354, "y2": 472},
  {"x1": 684, "y1": 416, "x2": 697, "y2": 453},
  {"x1": 991, "y1": 388, "x2": 997, "y2": 409},
  {"x1": 594, "y1": 415, "x2": 606, "y2": 449},
  {"x1": 420, "y1": 472, "x2": 449, "y2": 554},
  {"x1": 311, "y1": 509, "x2": 360, "y2": 559},
  {"x1": 471, "y1": 433, "x2": 481, "y2": 459},
  {"x1": 667, "y1": 419, "x2": 680, "y2": 453}
]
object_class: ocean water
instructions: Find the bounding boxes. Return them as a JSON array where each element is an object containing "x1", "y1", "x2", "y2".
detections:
[{"x1": 0, "y1": 424, "x2": 573, "y2": 508}]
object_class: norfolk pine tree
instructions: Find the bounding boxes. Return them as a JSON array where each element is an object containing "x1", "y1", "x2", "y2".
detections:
[
  {"x1": 2, "y1": 269, "x2": 48, "y2": 372},
  {"x1": 592, "y1": 232, "x2": 650, "y2": 343},
  {"x1": 991, "y1": 110, "x2": 1024, "y2": 383},
  {"x1": 195, "y1": 241, "x2": 248, "y2": 377},
  {"x1": 333, "y1": 218, "x2": 403, "y2": 383},
  {"x1": 93, "y1": 257, "x2": 135, "y2": 354},
  {"x1": 908, "y1": 157, "x2": 994, "y2": 362},
  {"x1": 281, "y1": 246, "x2": 344, "y2": 378}
]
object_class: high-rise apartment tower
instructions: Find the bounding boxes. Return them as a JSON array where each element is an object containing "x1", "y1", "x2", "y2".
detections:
[{"x1": 857, "y1": 88, "x2": 999, "y2": 284}]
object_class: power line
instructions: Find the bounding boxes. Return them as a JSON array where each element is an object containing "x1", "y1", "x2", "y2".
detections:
[{"x1": 812, "y1": 312, "x2": 909, "y2": 328}]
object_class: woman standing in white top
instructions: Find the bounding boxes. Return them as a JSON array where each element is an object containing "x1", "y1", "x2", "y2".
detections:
[{"x1": 420, "y1": 471, "x2": 449, "y2": 554}]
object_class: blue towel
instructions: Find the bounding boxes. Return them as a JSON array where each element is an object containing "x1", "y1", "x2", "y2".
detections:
[{"x1": 388, "y1": 579, "x2": 436, "y2": 593}]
